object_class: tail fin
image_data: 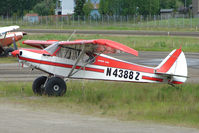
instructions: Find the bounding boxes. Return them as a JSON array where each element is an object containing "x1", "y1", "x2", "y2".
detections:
[{"x1": 155, "y1": 48, "x2": 188, "y2": 84}]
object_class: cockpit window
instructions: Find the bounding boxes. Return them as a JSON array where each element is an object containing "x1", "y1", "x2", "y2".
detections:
[{"x1": 56, "y1": 46, "x2": 95, "y2": 64}]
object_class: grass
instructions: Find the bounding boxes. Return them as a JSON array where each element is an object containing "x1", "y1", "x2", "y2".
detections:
[
  {"x1": 1, "y1": 81, "x2": 199, "y2": 128},
  {"x1": 19, "y1": 33, "x2": 199, "y2": 52},
  {"x1": 19, "y1": 24, "x2": 199, "y2": 32},
  {"x1": 2, "y1": 17, "x2": 199, "y2": 32},
  {"x1": 0, "y1": 57, "x2": 17, "y2": 63}
]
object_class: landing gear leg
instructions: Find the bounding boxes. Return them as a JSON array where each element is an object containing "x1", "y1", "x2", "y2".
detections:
[{"x1": 168, "y1": 82, "x2": 182, "y2": 90}]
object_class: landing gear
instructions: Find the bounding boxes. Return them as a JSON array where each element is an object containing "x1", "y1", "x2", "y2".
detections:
[
  {"x1": 0, "y1": 47, "x2": 14, "y2": 57},
  {"x1": 45, "y1": 77, "x2": 66, "y2": 96},
  {"x1": 4, "y1": 47, "x2": 14, "y2": 56},
  {"x1": 32, "y1": 76, "x2": 67, "y2": 96},
  {"x1": 32, "y1": 76, "x2": 47, "y2": 95}
]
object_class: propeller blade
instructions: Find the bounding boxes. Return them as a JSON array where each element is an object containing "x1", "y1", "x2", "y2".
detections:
[{"x1": 13, "y1": 37, "x2": 18, "y2": 50}]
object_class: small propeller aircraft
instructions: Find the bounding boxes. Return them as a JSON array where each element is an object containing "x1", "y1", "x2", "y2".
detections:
[
  {"x1": 11, "y1": 39, "x2": 188, "y2": 96},
  {"x1": 0, "y1": 25, "x2": 26, "y2": 56}
]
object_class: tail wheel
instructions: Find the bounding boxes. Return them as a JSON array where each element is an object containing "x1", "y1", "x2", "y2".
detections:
[
  {"x1": 45, "y1": 77, "x2": 66, "y2": 96},
  {"x1": 32, "y1": 76, "x2": 47, "y2": 95}
]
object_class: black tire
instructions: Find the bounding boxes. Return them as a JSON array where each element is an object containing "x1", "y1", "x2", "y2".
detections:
[
  {"x1": 32, "y1": 76, "x2": 47, "y2": 95},
  {"x1": 0, "y1": 48, "x2": 3, "y2": 56},
  {"x1": 3, "y1": 47, "x2": 14, "y2": 57},
  {"x1": 45, "y1": 77, "x2": 66, "y2": 96}
]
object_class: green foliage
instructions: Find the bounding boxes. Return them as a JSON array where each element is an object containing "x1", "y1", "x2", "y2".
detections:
[
  {"x1": 98, "y1": 0, "x2": 191, "y2": 16},
  {"x1": 74, "y1": 0, "x2": 86, "y2": 17},
  {"x1": 33, "y1": 0, "x2": 56, "y2": 16},
  {"x1": 0, "y1": 0, "x2": 56, "y2": 17},
  {"x1": 179, "y1": 0, "x2": 192, "y2": 7},
  {"x1": 160, "y1": 0, "x2": 177, "y2": 9},
  {"x1": 0, "y1": 0, "x2": 194, "y2": 17},
  {"x1": 99, "y1": 0, "x2": 161, "y2": 16},
  {"x1": 83, "y1": 0, "x2": 93, "y2": 16},
  {"x1": 0, "y1": 0, "x2": 41, "y2": 16}
]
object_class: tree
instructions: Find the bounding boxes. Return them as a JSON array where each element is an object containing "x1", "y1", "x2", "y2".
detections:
[
  {"x1": 99, "y1": 0, "x2": 160, "y2": 16},
  {"x1": 0, "y1": 0, "x2": 44, "y2": 17},
  {"x1": 33, "y1": 0, "x2": 56, "y2": 16},
  {"x1": 83, "y1": 0, "x2": 93, "y2": 16},
  {"x1": 160, "y1": 0, "x2": 177, "y2": 9},
  {"x1": 99, "y1": 0, "x2": 109, "y2": 15},
  {"x1": 179, "y1": 0, "x2": 192, "y2": 7},
  {"x1": 138, "y1": 0, "x2": 160, "y2": 16},
  {"x1": 74, "y1": 0, "x2": 86, "y2": 17}
]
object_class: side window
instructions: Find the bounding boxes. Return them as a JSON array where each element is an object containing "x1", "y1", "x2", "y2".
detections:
[
  {"x1": 85, "y1": 52, "x2": 95, "y2": 63},
  {"x1": 56, "y1": 47, "x2": 95, "y2": 64},
  {"x1": 56, "y1": 47, "x2": 80, "y2": 60}
]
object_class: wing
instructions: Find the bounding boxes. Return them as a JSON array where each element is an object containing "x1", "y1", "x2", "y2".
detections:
[
  {"x1": 0, "y1": 25, "x2": 19, "y2": 35},
  {"x1": 23, "y1": 39, "x2": 138, "y2": 56}
]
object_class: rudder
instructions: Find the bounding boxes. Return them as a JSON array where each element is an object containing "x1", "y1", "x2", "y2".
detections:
[{"x1": 155, "y1": 48, "x2": 188, "y2": 84}]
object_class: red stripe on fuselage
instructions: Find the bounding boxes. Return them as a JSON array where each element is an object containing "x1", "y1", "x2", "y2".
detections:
[
  {"x1": 142, "y1": 76, "x2": 163, "y2": 82},
  {"x1": 94, "y1": 56, "x2": 155, "y2": 73},
  {"x1": 156, "y1": 49, "x2": 182, "y2": 73},
  {"x1": 19, "y1": 56, "x2": 104, "y2": 73},
  {"x1": 171, "y1": 81, "x2": 183, "y2": 84}
]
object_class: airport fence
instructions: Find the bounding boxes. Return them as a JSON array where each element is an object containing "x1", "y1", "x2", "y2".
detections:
[{"x1": 0, "y1": 14, "x2": 199, "y2": 30}]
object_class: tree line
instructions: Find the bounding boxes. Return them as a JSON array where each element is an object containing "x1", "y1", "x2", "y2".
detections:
[
  {"x1": 0, "y1": 0, "x2": 192, "y2": 17},
  {"x1": 0, "y1": 0, "x2": 56, "y2": 17},
  {"x1": 99, "y1": 0, "x2": 192, "y2": 16}
]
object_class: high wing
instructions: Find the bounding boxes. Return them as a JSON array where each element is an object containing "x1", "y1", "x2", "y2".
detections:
[
  {"x1": 23, "y1": 39, "x2": 138, "y2": 56},
  {"x1": 0, "y1": 25, "x2": 19, "y2": 35}
]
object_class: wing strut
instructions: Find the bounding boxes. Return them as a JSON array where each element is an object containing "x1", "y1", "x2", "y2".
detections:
[
  {"x1": 67, "y1": 46, "x2": 106, "y2": 78},
  {"x1": 67, "y1": 45, "x2": 85, "y2": 78}
]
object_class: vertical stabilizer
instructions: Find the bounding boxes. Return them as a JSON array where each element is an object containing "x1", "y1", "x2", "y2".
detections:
[{"x1": 155, "y1": 49, "x2": 188, "y2": 84}]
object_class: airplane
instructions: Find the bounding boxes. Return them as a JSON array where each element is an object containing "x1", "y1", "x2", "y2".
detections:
[
  {"x1": 0, "y1": 25, "x2": 26, "y2": 56},
  {"x1": 11, "y1": 39, "x2": 188, "y2": 96}
]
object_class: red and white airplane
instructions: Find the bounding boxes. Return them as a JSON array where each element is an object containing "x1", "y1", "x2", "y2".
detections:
[
  {"x1": 0, "y1": 25, "x2": 26, "y2": 56},
  {"x1": 12, "y1": 39, "x2": 188, "y2": 96}
]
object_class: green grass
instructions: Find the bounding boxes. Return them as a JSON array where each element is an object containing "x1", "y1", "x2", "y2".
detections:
[
  {"x1": 0, "y1": 57, "x2": 17, "y2": 63},
  {"x1": 2, "y1": 17, "x2": 199, "y2": 32},
  {"x1": 20, "y1": 33, "x2": 199, "y2": 52},
  {"x1": 1, "y1": 81, "x2": 199, "y2": 128},
  {"x1": 19, "y1": 24, "x2": 198, "y2": 32}
]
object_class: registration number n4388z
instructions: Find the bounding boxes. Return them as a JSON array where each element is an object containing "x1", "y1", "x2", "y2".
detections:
[{"x1": 106, "y1": 68, "x2": 140, "y2": 80}]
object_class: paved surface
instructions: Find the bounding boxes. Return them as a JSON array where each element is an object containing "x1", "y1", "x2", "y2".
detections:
[
  {"x1": 0, "y1": 104, "x2": 199, "y2": 133},
  {"x1": 18, "y1": 29, "x2": 199, "y2": 37},
  {"x1": 0, "y1": 51, "x2": 198, "y2": 82}
]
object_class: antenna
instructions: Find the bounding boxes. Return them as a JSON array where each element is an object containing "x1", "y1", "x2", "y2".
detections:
[{"x1": 67, "y1": 30, "x2": 76, "y2": 41}]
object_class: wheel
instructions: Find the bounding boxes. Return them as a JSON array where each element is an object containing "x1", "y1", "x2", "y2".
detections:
[
  {"x1": 0, "y1": 47, "x2": 5, "y2": 57},
  {"x1": 0, "y1": 48, "x2": 3, "y2": 56},
  {"x1": 32, "y1": 76, "x2": 47, "y2": 95},
  {"x1": 3, "y1": 47, "x2": 14, "y2": 57},
  {"x1": 45, "y1": 77, "x2": 66, "y2": 96}
]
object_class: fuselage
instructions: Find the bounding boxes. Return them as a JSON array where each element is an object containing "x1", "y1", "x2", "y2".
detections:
[
  {"x1": 0, "y1": 32, "x2": 24, "y2": 47},
  {"x1": 13, "y1": 48, "x2": 186, "y2": 84}
]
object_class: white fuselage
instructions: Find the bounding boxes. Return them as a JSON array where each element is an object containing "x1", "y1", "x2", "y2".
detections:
[{"x1": 18, "y1": 49, "x2": 187, "y2": 84}]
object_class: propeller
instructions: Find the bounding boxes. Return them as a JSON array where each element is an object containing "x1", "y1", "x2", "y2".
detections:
[
  {"x1": 11, "y1": 36, "x2": 20, "y2": 57},
  {"x1": 11, "y1": 36, "x2": 22, "y2": 68},
  {"x1": 13, "y1": 36, "x2": 18, "y2": 50}
]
